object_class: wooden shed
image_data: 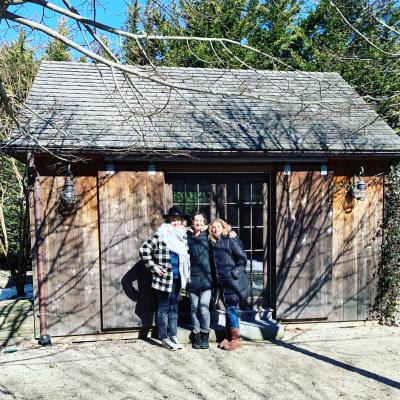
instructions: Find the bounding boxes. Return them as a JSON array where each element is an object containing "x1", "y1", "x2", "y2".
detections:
[{"x1": 5, "y1": 61, "x2": 400, "y2": 339}]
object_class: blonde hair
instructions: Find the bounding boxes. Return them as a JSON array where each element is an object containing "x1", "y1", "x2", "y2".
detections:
[{"x1": 209, "y1": 218, "x2": 231, "y2": 242}]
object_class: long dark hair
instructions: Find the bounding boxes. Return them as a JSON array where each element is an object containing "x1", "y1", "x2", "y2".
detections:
[{"x1": 192, "y1": 210, "x2": 208, "y2": 225}]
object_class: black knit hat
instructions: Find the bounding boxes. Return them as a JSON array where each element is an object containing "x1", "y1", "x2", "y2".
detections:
[{"x1": 162, "y1": 206, "x2": 190, "y2": 220}]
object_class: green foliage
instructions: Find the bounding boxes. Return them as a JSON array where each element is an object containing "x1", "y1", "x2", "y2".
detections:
[
  {"x1": 124, "y1": 0, "x2": 169, "y2": 65},
  {"x1": 124, "y1": 0, "x2": 145, "y2": 64},
  {"x1": 300, "y1": 0, "x2": 400, "y2": 133},
  {"x1": 246, "y1": 0, "x2": 306, "y2": 68},
  {"x1": 91, "y1": 34, "x2": 115, "y2": 61},
  {"x1": 0, "y1": 156, "x2": 27, "y2": 260},
  {"x1": 44, "y1": 18, "x2": 72, "y2": 61},
  {"x1": 0, "y1": 29, "x2": 37, "y2": 140},
  {"x1": 374, "y1": 163, "x2": 400, "y2": 325},
  {"x1": 123, "y1": 0, "x2": 306, "y2": 68},
  {"x1": 0, "y1": 29, "x2": 34, "y2": 295}
]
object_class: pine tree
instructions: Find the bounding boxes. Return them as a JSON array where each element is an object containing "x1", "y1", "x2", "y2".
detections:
[
  {"x1": 45, "y1": 18, "x2": 72, "y2": 61},
  {"x1": 123, "y1": 0, "x2": 168, "y2": 65},
  {"x1": 247, "y1": 0, "x2": 306, "y2": 69},
  {"x1": 0, "y1": 29, "x2": 37, "y2": 111},
  {"x1": 124, "y1": 0, "x2": 143, "y2": 64},
  {"x1": 300, "y1": 0, "x2": 400, "y2": 132},
  {"x1": 124, "y1": 0, "x2": 305, "y2": 69}
]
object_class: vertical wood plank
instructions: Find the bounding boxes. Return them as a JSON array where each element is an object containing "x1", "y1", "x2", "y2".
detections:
[
  {"x1": 262, "y1": 180, "x2": 270, "y2": 307},
  {"x1": 356, "y1": 185, "x2": 369, "y2": 320},
  {"x1": 164, "y1": 181, "x2": 173, "y2": 212},
  {"x1": 275, "y1": 171, "x2": 292, "y2": 317},
  {"x1": 368, "y1": 177, "x2": 383, "y2": 314},
  {"x1": 331, "y1": 177, "x2": 348, "y2": 321},
  {"x1": 276, "y1": 170, "x2": 333, "y2": 320},
  {"x1": 147, "y1": 172, "x2": 165, "y2": 232},
  {"x1": 28, "y1": 187, "x2": 39, "y2": 338}
]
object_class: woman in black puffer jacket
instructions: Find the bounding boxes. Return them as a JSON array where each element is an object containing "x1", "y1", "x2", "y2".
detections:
[
  {"x1": 187, "y1": 211, "x2": 214, "y2": 349},
  {"x1": 210, "y1": 218, "x2": 249, "y2": 351}
]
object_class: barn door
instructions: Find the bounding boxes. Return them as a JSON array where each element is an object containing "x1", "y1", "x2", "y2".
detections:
[
  {"x1": 98, "y1": 168, "x2": 165, "y2": 330},
  {"x1": 276, "y1": 170, "x2": 333, "y2": 320}
]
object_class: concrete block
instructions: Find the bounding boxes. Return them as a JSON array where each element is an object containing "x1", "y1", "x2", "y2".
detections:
[{"x1": 176, "y1": 310, "x2": 284, "y2": 344}]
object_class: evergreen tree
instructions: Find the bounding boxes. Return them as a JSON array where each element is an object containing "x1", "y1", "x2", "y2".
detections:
[
  {"x1": 124, "y1": 0, "x2": 168, "y2": 65},
  {"x1": 300, "y1": 0, "x2": 400, "y2": 132},
  {"x1": 246, "y1": 0, "x2": 306, "y2": 69},
  {"x1": 0, "y1": 29, "x2": 37, "y2": 113},
  {"x1": 123, "y1": 0, "x2": 305, "y2": 69},
  {"x1": 44, "y1": 18, "x2": 72, "y2": 61},
  {"x1": 160, "y1": 0, "x2": 261, "y2": 68},
  {"x1": 0, "y1": 29, "x2": 36, "y2": 295},
  {"x1": 124, "y1": 0, "x2": 143, "y2": 64}
]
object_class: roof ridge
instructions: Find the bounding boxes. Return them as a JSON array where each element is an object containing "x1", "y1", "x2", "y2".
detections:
[{"x1": 38, "y1": 60, "x2": 340, "y2": 76}]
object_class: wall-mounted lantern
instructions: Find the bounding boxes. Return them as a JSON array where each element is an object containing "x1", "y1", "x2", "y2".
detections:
[
  {"x1": 349, "y1": 166, "x2": 367, "y2": 201},
  {"x1": 58, "y1": 165, "x2": 77, "y2": 216}
]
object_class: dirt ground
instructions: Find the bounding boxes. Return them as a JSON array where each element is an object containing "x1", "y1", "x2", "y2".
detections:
[{"x1": 0, "y1": 325, "x2": 399, "y2": 400}]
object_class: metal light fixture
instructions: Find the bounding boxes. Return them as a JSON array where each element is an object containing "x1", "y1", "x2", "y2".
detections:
[
  {"x1": 58, "y1": 165, "x2": 77, "y2": 215},
  {"x1": 350, "y1": 166, "x2": 367, "y2": 201}
]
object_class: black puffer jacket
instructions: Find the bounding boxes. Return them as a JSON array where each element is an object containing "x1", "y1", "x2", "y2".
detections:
[
  {"x1": 187, "y1": 229, "x2": 213, "y2": 292},
  {"x1": 211, "y1": 236, "x2": 249, "y2": 304}
]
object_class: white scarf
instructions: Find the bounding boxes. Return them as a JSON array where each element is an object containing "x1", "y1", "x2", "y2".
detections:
[{"x1": 157, "y1": 223, "x2": 190, "y2": 289}]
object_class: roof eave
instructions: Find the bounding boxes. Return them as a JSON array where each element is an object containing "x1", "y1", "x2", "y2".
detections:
[{"x1": 3, "y1": 144, "x2": 400, "y2": 161}]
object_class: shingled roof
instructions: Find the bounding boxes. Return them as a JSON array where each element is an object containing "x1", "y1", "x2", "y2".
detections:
[{"x1": 5, "y1": 61, "x2": 400, "y2": 157}]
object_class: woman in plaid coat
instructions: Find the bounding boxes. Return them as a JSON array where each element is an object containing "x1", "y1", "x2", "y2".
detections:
[{"x1": 139, "y1": 206, "x2": 190, "y2": 351}]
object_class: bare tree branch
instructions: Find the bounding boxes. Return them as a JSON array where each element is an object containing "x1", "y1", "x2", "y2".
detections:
[
  {"x1": 329, "y1": 0, "x2": 400, "y2": 57},
  {"x1": 5, "y1": 1, "x2": 318, "y2": 76},
  {"x1": 373, "y1": 15, "x2": 400, "y2": 37}
]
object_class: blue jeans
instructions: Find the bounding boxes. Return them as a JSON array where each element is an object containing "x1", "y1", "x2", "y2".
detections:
[
  {"x1": 225, "y1": 303, "x2": 239, "y2": 329},
  {"x1": 156, "y1": 279, "x2": 181, "y2": 339},
  {"x1": 189, "y1": 289, "x2": 211, "y2": 333}
]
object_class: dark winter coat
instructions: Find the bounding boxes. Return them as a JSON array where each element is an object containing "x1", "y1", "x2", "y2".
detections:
[
  {"x1": 211, "y1": 236, "x2": 249, "y2": 305},
  {"x1": 187, "y1": 228, "x2": 213, "y2": 293}
]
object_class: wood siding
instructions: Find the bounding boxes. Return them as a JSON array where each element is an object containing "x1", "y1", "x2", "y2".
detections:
[
  {"x1": 98, "y1": 169, "x2": 165, "y2": 330},
  {"x1": 37, "y1": 175, "x2": 101, "y2": 336},
  {"x1": 331, "y1": 175, "x2": 383, "y2": 321},
  {"x1": 30, "y1": 161, "x2": 385, "y2": 337},
  {"x1": 276, "y1": 170, "x2": 333, "y2": 320}
]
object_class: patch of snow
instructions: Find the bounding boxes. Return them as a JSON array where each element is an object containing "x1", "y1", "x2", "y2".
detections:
[{"x1": 0, "y1": 284, "x2": 33, "y2": 301}]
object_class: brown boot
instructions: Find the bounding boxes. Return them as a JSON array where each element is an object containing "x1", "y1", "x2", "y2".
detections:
[
  {"x1": 225, "y1": 328, "x2": 241, "y2": 351},
  {"x1": 217, "y1": 327, "x2": 231, "y2": 349}
]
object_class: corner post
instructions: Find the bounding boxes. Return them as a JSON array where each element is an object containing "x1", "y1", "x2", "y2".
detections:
[{"x1": 27, "y1": 152, "x2": 51, "y2": 346}]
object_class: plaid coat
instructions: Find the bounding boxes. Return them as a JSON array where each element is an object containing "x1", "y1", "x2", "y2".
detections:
[{"x1": 139, "y1": 233, "x2": 189, "y2": 292}]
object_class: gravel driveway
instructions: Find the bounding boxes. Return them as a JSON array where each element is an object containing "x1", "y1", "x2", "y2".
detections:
[{"x1": 0, "y1": 324, "x2": 399, "y2": 400}]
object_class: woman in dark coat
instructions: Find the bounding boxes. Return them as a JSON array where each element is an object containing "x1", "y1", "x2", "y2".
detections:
[
  {"x1": 187, "y1": 211, "x2": 213, "y2": 349},
  {"x1": 209, "y1": 218, "x2": 249, "y2": 351}
]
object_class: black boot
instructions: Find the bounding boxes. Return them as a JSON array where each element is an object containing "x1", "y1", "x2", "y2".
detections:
[
  {"x1": 200, "y1": 332, "x2": 209, "y2": 349},
  {"x1": 189, "y1": 331, "x2": 196, "y2": 344},
  {"x1": 192, "y1": 333, "x2": 202, "y2": 349}
]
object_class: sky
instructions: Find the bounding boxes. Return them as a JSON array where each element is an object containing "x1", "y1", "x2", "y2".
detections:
[{"x1": 0, "y1": 0, "x2": 134, "y2": 54}]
